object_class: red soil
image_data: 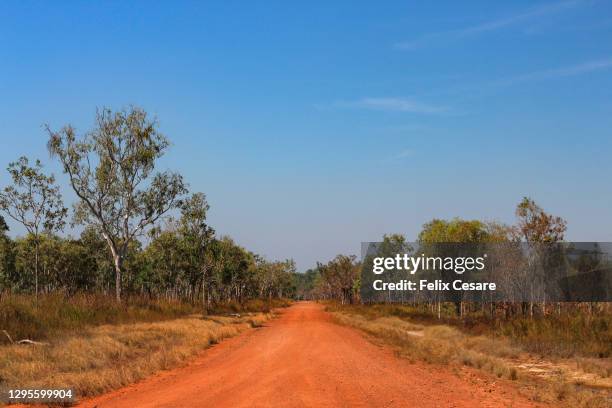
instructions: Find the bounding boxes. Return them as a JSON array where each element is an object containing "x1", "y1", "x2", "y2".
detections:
[{"x1": 79, "y1": 302, "x2": 548, "y2": 407}]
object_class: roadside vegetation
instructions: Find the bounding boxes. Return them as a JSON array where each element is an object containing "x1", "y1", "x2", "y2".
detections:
[
  {"x1": 0, "y1": 311, "x2": 272, "y2": 398},
  {"x1": 329, "y1": 305, "x2": 610, "y2": 408},
  {"x1": 303, "y1": 198, "x2": 611, "y2": 408},
  {"x1": 0, "y1": 107, "x2": 298, "y2": 311},
  {"x1": 0, "y1": 294, "x2": 291, "y2": 344},
  {"x1": 0, "y1": 107, "x2": 296, "y2": 399},
  {"x1": 0, "y1": 292, "x2": 288, "y2": 401},
  {"x1": 0, "y1": 294, "x2": 199, "y2": 343},
  {"x1": 328, "y1": 302, "x2": 612, "y2": 360}
]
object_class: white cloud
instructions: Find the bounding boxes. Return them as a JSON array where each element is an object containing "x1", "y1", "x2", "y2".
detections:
[
  {"x1": 334, "y1": 97, "x2": 447, "y2": 114},
  {"x1": 395, "y1": 0, "x2": 583, "y2": 50},
  {"x1": 393, "y1": 149, "x2": 414, "y2": 160},
  {"x1": 508, "y1": 57, "x2": 612, "y2": 82}
]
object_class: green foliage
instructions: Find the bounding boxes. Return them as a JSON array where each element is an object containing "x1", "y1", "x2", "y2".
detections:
[
  {"x1": 208, "y1": 298, "x2": 292, "y2": 314},
  {"x1": 0, "y1": 156, "x2": 67, "y2": 296},
  {"x1": 0, "y1": 157, "x2": 67, "y2": 236},
  {"x1": 294, "y1": 268, "x2": 321, "y2": 299},
  {"x1": 315, "y1": 255, "x2": 360, "y2": 304},
  {"x1": 47, "y1": 107, "x2": 188, "y2": 300},
  {"x1": 0, "y1": 217, "x2": 14, "y2": 289},
  {"x1": 418, "y1": 218, "x2": 512, "y2": 243},
  {"x1": 0, "y1": 215, "x2": 7, "y2": 233},
  {"x1": 0, "y1": 107, "x2": 295, "y2": 317}
]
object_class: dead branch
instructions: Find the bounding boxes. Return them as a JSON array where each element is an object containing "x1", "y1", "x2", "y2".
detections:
[
  {"x1": 2, "y1": 330, "x2": 14, "y2": 344},
  {"x1": 2, "y1": 330, "x2": 48, "y2": 346},
  {"x1": 16, "y1": 339, "x2": 49, "y2": 345}
]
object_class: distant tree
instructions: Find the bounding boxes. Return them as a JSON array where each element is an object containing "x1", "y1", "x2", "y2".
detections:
[
  {"x1": 317, "y1": 255, "x2": 359, "y2": 304},
  {"x1": 515, "y1": 197, "x2": 567, "y2": 317},
  {"x1": 144, "y1": 226, "x2": 185, "y2": 299},
  {"x1": 0, "y1": 157, "x2": 67, "y2": 297},
  {"x1": 417, "y1": 218, "x2": 513, "y2": 316},
  {"x1": 0, "y1": 215, "x2": 15, "y2": 290},
  {"x1": 515, "y1": 197, "x2": 566, "y2": 242},
  {"x1": 254, "y1": 257, "x2": 296, "y2": 301},
  {"x1": 179, "y1": 193, "x2": 215, "y2": 311},
  {"x1": 484, "y1": 221, "x2": 516, "y2": 242},
  {"x1": 80, "y1": 226, "x2": 115, "y2": 293},
  {"x1": 47, "y1": 107, "x2": 188, "y2": 301},
  {"x1": 294, "y1": 268, "x2": 321, "y2": 300},
  {"x1": 419, "y1": 218, "x2": 489, "y2": 243}
]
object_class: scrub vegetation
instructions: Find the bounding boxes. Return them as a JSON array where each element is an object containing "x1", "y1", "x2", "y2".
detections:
[
  {"x1": 329, "y1": 305, "x2": 611, "y2": 408},
  {"x1": 0, "y1": 106, "x2": 609, "y2": 406},
  {"x1": 0, "y1": 311, "x2": 271, "y2": 397},
  {"x1": 0, "y1": 107, "x2": 298, "y2": 312},
  {"x1": 303, "y1": 198, "x2": 611, "y2": 407},
  {"x1": 0, "y1": 107, "x2": 295, "y2": 399}
]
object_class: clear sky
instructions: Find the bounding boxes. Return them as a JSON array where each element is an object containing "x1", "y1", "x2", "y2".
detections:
[{"x1": 1, "y1": 0, "x2": 611, "y2": 270}]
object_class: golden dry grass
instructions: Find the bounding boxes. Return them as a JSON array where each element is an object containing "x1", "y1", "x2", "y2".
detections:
[
  {"x1": 330, "y1": 309, "x2": 611, "y2": 408},
  {"x1": 331, "y1": 312, "x2": 519, "y2": 376},
  {"x1": 0, "y1": 312, "x2": 271, "y2": 398},
  {"x1": 0, "y1": 294, "x2": 201, "y2": 342},
  {"x1": 328, "y1": 302, "x2": 612, "y2": 358}
]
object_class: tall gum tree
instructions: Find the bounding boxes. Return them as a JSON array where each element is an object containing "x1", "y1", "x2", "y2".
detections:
[
  {"x1": 0, "y1": 157, "x2": 67, "y2": 298},
  {"x1": 514, "y1": 197, "x2": 567, "y2": 316},
  {"x1": 47, "y1": 107, "x2": 188, "y2": 301}
]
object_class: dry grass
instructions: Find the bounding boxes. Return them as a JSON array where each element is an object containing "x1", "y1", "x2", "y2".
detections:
[
  {"x1": 329, "y1": 303, "x2": 612, "y2": 359},
  {"x1": 331, "y1": 312, "x2": 519, "y2": 378},
  {"x1": 329, "y1": 307, "x2": 611, "y2": 408},
  {"x1": 0, "y1": 312, "x2": 271, "y2": 398},
  {"x1": 497, "y1": 314, "x2": 612, "y2": 358},
  {"x1": 0, "y1": 294, "x2": 201, "y2": 343}
]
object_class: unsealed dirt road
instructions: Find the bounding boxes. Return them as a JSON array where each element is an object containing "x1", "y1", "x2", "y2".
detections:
[{"x1": 80, "y1": 302, "x2": 546, "y2": 408}]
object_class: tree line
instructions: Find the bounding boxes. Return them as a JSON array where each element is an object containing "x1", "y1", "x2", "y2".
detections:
[
  {"x1": 303, "y1": 197, "x2": 608, "y2": 318},
  {"x1": 0, "y1": 107, "x2": 296, "y2": 310}
]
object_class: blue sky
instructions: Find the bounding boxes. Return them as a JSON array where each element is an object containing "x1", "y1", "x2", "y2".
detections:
[{"x1": 1, "y1": 0, "x2": 611, "y2": 270}]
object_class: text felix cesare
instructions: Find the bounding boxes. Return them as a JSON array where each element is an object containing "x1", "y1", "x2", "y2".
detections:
[{"x1": 371, "y1": 254, "x2": 496, "y2": 292}]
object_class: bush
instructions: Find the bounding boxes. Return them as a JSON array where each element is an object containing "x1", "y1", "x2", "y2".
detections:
[{"x1": 208, "y1": 298, "x2": 292, "y2": 314}]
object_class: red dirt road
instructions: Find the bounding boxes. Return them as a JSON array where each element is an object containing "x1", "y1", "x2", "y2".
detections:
[{"x1": 80, "y1": 302, "x2": 545, "y2": 408}]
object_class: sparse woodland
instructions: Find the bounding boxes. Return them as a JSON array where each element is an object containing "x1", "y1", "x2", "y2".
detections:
[
  {"x1": 0, "y1": 108, "x2": 609, "y2": 361},
  {"x1": 0, "y1": 107, "x2": 297, "y2": 316},
  {"x1": 306, "y1": 197, "x2": 611, "y2": 362},
  {"x1": 0, "y1": 107, "x2": 610, "y2": 408}
]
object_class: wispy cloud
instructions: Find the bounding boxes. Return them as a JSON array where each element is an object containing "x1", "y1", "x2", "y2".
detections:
[
  {"x1": 503, "y1": 57, "x2": 612, "y2": 84},
  {"x1": 468, "y1": 57, "x2": 612, "y2": 94},
  {"x1": 332, "y1": 97, "x2": 448, "y2": 114},
  {"x1": 395, "y1": 0, "x2": 583, "y2": 50},
  {"x1": 431, "y1": 56, "x2": 612, "y2": 104},
  {"x1": 392, "y1": 149, "x2": 414, "y2": 160},
  {"x1": 380, "y1": 148, "x2": 416, "y2": 165}
]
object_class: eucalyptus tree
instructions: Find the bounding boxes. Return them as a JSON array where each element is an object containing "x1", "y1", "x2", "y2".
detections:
[
  {"x1": 515, "y1": 197, "x2": 567, "y2": 316},
  {"x1": 515, "y1": 197, "x2": 566, "y2": 243},
  {"x1": 317, "y1": 255, "x2": 359, "y2": 304},
  {"x1": 47, "y1": 107, "x2": 188, "y2": 301},
  {"x1": 0, "y1": 215, "x2": 15, "y2": 290},
  {"x1": 0, "y1": 157, "x2": 67, "y2": 297},
  {"x1": 179, "y1": 193, "x2": 215, "y2": 311}
]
